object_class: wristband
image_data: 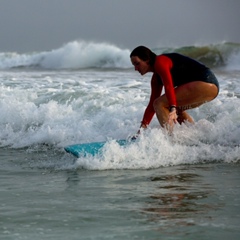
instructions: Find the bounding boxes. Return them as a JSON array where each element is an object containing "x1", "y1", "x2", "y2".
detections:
[{"x1": 169, "y1": 105, "x2": 177, "y2": 112}]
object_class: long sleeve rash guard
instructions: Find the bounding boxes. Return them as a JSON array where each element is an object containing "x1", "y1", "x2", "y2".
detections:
[{"x1": 141, "y1": 53, "x2": 208, "y2": 126}]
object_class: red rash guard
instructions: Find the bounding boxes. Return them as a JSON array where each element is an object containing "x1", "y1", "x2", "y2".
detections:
[
  {"x1": 141, "y1": 53, "x2": 210, "y2": 126},
  {"x1": 141, "y1": 55, "x2": 176, "y2": 126}
]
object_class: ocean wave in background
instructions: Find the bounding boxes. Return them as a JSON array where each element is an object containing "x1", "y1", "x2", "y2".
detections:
[
  {"x1": 154, "y1": 42, "x2": 240, "y2": 69},
  {"x1": 0, "y1": 40, "x2": 239, "y2": 70},
  {"x1": 0, "y1": 41, "x2": 131, "y2": 70}
]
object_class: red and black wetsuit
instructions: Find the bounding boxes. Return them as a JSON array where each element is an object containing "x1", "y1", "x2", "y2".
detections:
[{"x1": 141, "y1": 53, "x2": 219, "y2": 126}]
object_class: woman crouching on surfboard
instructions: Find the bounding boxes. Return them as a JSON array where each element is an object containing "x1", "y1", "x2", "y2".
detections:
[{"x1": 130, "y1": 46, "x2": 219, "y2": 133}]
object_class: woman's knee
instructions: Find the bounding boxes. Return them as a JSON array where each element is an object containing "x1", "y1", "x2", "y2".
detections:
[{"x1": 153, "y1": 98, "x2": 168, "y2": 112}]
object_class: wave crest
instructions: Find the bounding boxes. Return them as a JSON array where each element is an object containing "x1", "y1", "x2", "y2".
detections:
[{"x1": 0, "y1": 41, "x2": 131, "y2": 70}]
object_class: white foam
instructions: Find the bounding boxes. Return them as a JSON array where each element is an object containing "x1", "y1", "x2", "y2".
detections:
[
  {"x1": 0, "y1": 69, "x2": 240, "y2": 169},
  {"x1": 74, "y1": 115, "x2": 240, "y2": 170}
]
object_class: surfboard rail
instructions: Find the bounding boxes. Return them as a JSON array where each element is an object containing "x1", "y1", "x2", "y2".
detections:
[{"x1": 64, "y1": 139, "x2": 131, "y2": 157}]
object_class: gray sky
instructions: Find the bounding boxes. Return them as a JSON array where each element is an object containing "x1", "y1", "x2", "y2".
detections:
[{"x1": 1, "y1": 0, "x2": 240, "y2": 53}]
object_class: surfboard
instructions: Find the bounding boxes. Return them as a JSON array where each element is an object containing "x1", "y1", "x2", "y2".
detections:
[{"x1": 64, "y1": 139, "x2": 131, "y2": 157}]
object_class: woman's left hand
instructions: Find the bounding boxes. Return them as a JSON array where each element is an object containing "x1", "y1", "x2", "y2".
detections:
[{"x1": 168, "y1": 109, "x2": 178, "y2": 126}]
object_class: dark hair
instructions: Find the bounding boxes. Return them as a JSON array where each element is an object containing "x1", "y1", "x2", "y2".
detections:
[{"x1": 130, "y1": 46, "x2": 156, "y2": 66}]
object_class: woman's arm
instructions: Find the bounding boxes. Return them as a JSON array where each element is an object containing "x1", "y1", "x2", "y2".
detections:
[
  {"x1": 154, "y1": 55, "x2": 176, "y2": 107},
  {"x1": 154, "y1": 55, "x2": 178, "y2": 127},
  {"x1": 140, "y1": 73, "x2": 163, "y2": 128}
]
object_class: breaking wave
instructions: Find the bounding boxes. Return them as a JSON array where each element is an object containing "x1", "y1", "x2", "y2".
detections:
[{"x1": 0, "y1": 40, "x2": 239, "y2": 70}]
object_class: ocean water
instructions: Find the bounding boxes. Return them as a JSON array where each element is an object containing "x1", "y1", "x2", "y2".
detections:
[{"x1": 0, "y1": 41, "x2": 240, "y2": 239}]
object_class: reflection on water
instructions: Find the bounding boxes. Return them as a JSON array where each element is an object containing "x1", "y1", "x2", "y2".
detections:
[{"x1": 142, "y1": 170, "x2": 221, "y2": 227}]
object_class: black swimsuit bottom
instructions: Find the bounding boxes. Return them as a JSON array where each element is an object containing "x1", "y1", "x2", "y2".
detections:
[
  {"x1": 202, "y1": 69, "x2": 219, "y2": 91},
  {"x1": 163, "y1": 53, "x2": 220, "y2": 92}
]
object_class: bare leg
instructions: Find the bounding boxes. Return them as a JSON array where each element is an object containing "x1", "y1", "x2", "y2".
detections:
[
  {"x1": 177, "y1": 110, "x2": 194, "y2": 124},
  {"x1": 153, "y1": 81, "x2": 218, "y2": 129}
]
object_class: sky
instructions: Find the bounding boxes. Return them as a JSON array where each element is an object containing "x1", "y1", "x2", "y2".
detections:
[{"x1": 1, "y1": 0, "x2": 240, "y2": 53}]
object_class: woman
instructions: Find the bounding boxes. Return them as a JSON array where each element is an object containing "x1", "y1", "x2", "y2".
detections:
[{"x1": 130, "y1": 46, "x2": 219, "y2": 133}]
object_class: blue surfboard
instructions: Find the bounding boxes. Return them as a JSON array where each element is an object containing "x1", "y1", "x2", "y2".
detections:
[{"x1": 64, "y1": 139, "x2": 131, "y2": 157}]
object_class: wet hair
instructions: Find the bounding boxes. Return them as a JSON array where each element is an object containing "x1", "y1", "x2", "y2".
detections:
[{"x1": 130, "y1": 46, "x2": 156, "y2": 66}]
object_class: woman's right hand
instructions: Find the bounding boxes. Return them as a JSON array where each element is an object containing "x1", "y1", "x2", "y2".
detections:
[{"x1": 131, "y1": 123, "x2": 147, "y2": 140}]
